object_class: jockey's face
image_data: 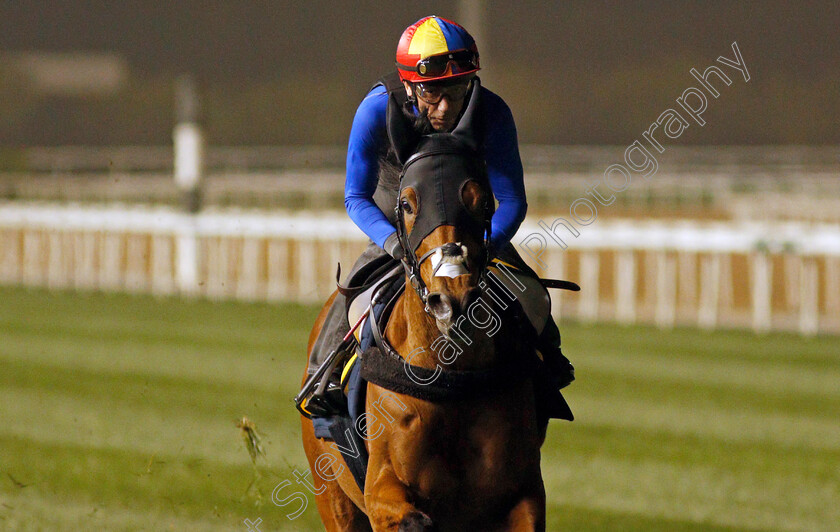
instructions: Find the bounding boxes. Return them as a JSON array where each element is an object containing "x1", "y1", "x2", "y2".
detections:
[{"x1": 403, "y1": 80, "x2": 468, "y2": 132}]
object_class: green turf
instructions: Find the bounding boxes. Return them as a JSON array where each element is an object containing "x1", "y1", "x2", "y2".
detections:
[{"x1": 0, "y1": 286, "x2": 837, "y2": 531}]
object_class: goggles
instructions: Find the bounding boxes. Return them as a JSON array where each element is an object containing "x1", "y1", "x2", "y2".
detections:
[
  {"x1": 413, "y1": 79, "x2": 473, "y2": 105},
  {"x1": 400, "y1": 49, "x2": 478, "y2": 79}
]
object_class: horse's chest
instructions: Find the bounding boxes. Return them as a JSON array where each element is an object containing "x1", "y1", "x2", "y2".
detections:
[{"x1": 390, "y1": 401, "x2": 540, "y2": 499}]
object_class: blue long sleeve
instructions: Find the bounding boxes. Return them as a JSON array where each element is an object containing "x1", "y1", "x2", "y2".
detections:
[
  {"x1": 344, "y1": 84, "x2": 526, "y2": 251},
  {"x1": 482, "y1": 90, "x2": 527, "y2": 250},
  {"x1": 344, "y1": 87, "x2": 397, "y2": 248}
]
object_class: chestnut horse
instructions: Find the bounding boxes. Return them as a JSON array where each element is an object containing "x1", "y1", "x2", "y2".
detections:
[{"x1": 301, "y1": 82, "x2": 547, "y2": 531}]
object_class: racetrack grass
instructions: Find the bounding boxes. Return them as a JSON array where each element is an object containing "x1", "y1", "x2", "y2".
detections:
[{"x1": 0, "y1": 287, "x2": 837, "y2": 531}]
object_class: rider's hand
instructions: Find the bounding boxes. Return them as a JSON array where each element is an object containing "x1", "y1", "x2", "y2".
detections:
[{"x1": 384, "y1": 232, "x2": 405, "y2": 260}]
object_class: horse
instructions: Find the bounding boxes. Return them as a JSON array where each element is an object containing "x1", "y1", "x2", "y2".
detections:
[{"x1": 300, "y1": 81, "x2": 548, "y2": 531}]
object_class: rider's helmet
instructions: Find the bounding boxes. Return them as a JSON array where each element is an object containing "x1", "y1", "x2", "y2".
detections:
[{"x1": 396, "y1": 16, "x2": 480, "y2": 83}]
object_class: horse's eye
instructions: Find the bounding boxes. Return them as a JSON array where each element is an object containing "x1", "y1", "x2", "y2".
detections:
[{"x1": 400, "y1": 199, "x2": 413, "y2": 214}]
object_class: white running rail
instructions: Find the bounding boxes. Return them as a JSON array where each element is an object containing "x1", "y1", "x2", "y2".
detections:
[{"x1": 1, "y1": 202, "x2": 838, "y2": 335}]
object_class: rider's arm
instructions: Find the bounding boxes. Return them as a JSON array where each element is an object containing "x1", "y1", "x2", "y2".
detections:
[
  {"x1": 482, "y1": 89, "x2": 527, "y2": 251},
  {"x1": 344, "y1": 88, "x2": 398, "y2": 249}
]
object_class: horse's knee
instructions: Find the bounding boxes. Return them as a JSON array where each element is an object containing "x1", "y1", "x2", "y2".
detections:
[{"x1": 398, "y1": 510, "x2": 434, "y2": 532}]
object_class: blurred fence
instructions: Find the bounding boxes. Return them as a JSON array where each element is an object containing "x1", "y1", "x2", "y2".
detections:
[
  {"x1": 3, "y1": 145, "x2": 840, "y2": 221},
  {"x1": 14, "y1": 145, "x2": 839, "y2": 176},
  {"x1": 2, "y1": 202, "x2": 838, "y2": 336}
]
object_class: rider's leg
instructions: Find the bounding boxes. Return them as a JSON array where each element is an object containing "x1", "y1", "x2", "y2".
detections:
[
  {"x1": 307, "y1": 293, "x2": 350, "y2": 374},
  {"x1": 307, "y1": 242, "x2": 391, "y2": 374},
  {"x1": 537, "y1": 315, "x2": 575, "y2": 389},
  {"x1": 494, "y1": 244, "x2": 575, "y2": 390},
  {"x1": 303, "y1": 242, "x2": 394, "y2": 416}
]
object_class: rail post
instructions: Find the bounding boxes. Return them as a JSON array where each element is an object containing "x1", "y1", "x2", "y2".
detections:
[{"x1": 173, "y1": 74, "x2": 203, "y2": 294}]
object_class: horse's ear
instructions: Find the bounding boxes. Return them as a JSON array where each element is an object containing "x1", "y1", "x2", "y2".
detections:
[
  {"x1": 387, "y1": 91, "x2": 420, "y2": 165},
  {"x1": 450, "y1": 77, "x2": 483, "y2": 152}
]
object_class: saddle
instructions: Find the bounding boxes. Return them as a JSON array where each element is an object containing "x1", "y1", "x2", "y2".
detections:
[{"x1": 346, "y1": 264, "x2": 404, "y2": 343}]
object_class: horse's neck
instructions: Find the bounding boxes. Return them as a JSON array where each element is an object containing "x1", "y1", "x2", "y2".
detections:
[{"x1": 388, "y1": 284, "x2": 497, "y2": 371}]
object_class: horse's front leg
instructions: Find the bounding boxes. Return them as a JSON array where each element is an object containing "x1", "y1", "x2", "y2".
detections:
[
  {"x1": 504, "y1": 487, "x2": 546, "y2": 532},
  {"x1": 364, "y1": 466, "x2": 433, "y2": 532}
]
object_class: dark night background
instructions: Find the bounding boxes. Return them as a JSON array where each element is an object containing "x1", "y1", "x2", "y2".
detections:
[{"x1": 1, "y1": 1, "x2": 837, "y2": 145}]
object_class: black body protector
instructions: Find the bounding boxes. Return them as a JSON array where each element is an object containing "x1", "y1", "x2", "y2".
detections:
[{"x1": 370, "y1": 72, "x2": 410, "y2": 227}]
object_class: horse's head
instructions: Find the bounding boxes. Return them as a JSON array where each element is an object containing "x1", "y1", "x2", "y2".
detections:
[{"x1": 387, "y1": 79, "x2": 493, "y2": 336}]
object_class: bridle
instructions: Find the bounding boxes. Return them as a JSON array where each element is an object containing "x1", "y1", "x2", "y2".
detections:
[{"x1": 392, "y1": 148, "x2": 494, "y2": 316}]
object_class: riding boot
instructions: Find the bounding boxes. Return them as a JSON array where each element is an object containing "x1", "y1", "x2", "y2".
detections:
[
  {"x1": 536, "y1": 318, "x2": 575, "y2": 390},
  {"x1": 491, "y1": 243, "x2": 575, "y2": 391},
  {"x1": 531, "y1": 317, "x2": 574, "y2": 422}
]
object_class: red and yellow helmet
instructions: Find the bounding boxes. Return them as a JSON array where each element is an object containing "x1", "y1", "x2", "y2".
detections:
[{"x1": 396, "y1": 16, "x2": 480, "y2": 83}]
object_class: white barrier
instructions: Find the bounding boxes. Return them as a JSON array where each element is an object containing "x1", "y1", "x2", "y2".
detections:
[{"x1": 1, "y1": 202, "x2": 838, "y2": 335}]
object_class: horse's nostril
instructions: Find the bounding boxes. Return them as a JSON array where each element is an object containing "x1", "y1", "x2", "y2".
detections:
[
  {"x1": 461, "y1": 287, "x2": 482, "y2": 311},
  {"x1": 441, "y1": 242, "x2": 463, "y2": 257},
  {"x1": 426, "y1": 292, "x2": 454, "y2": 322}
]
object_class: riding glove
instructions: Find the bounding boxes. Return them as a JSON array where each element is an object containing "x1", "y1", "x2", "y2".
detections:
[{"x1": 383, "y1": 232, "x2": 405, "y2": 260}]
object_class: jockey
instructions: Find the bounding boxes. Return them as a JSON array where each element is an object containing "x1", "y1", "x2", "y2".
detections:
[
  {"x1": 346, "y1": 15, "x2": 523, "y2": 265},
  {"x1": 309, "y1": 16, "x2": 573, "y2": 408}
]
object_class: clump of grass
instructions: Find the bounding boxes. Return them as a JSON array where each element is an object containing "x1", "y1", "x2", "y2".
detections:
[
  {"x1": 236, "y1": 417, "x2": 265, "y2": 464},
  {"x1": 237, "y1": 416, "x2": 266, "y2": 506}
]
